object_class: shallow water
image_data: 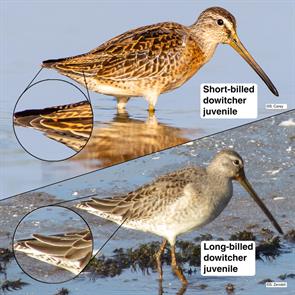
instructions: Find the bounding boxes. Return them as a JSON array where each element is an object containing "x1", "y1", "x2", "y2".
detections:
[
  {"x1": 0, "y1": 110, "x2": 294, "y2": 294},
  {"x1": 2, "y1": 248, "x2": 295, "y2": 295}
]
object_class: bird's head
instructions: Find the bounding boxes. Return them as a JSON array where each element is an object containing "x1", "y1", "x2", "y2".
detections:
[
  {"x1": 209, "y1": 149, "x2": 244, "y2": 179},
  {"x1": 194, "y1": 7, "x2": 278, "y2": 96},
  {"x1": 208, "y1": 149, "x2": 283, "y2": 234}
]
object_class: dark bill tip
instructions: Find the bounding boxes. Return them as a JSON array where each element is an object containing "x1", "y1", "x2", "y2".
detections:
[{"x1": 237, "y1": 174, "x2": 284, "y2": 235}]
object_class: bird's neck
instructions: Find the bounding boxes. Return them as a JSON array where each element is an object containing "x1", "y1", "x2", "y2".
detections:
[
  {"x1": 206, "y1": 165, "x2": 233, "y2": 199},
  {"x1": 206, "y1": 171, "x2": 233, "y2": 211},
  {"x1": 189, "y1": 24, "x2": 219, "y2": 63}
]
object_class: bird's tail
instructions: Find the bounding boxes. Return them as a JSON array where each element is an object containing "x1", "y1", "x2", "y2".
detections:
[
  {"x1": 76, "y1": 198, "x2": 128, "y2": 224},
  {"x1": 42, "y1": 50, "x2": 88, "y2": 69},
  {"x1": 42, "y1": 57, "x2": 69, "y2": 69}
]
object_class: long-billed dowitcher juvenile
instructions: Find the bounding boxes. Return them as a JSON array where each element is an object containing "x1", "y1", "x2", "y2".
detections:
[
  {"x1": 13, "y1": 230, "x2": 92, "y2": 275},
  {"x1": 77, "y1": 149, "x2": 283, "y2": 284},
  {"x1": 42, "y1": 7, "x2": 278, "y2": 112}
]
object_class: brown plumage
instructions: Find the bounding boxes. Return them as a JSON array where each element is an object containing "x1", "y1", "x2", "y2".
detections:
[
  {"x1": 14, "y1": 101, "x2": 93, "y2": 152},
  {"x1": 77, "y1": 167, "x2": 204, "y2": 222},
  {"x1": 43, "y1": 7, "x2": 278, "y2": 112},
  {"x1": 14, "y1": 230, "x2": 93, "y2": 275}
]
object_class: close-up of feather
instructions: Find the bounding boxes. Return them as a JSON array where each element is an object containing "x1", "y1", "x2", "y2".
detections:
[
  {"x1": 14, "y1": 230, "x2": 92, "y2": 275},
  {"x1": 13, "y1": 101, "x2": 93, "y2": 152}
]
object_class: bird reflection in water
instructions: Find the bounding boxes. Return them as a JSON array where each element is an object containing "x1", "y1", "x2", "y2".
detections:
[
  {"x1": 14, "y1": 101, "x2": 200, "y2": 167},
  {"x1": 73, "y1": 109, "x2": 200, "y2": 169}
]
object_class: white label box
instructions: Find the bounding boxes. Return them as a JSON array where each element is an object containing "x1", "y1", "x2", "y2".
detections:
[
  {"x1": 201, "y1": 241, "x2": 256, "y2": 276},
  {"x1": 200, "y1": 83, "x2": 257, "y2": 119},
  {"x1": 266, "y1": 282, "x2": 288, "y2": 288}
]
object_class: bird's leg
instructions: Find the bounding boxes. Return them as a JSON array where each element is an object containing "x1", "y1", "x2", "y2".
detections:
[
  {"x1": 148, "y1": 104, "x2": 156, "y2": 114},
  {"x1": 170, "y1": 244, "x2": 188, "y2": 285},
  {"x1": 154, "y1": 239, "x2": 167, "y2": 281},
  {"x1": 116, "y1": 96, "x2": 130, "y2": 111},
  {"x1": 145, "y1": 93, "x2": 158, "y2": 114}
]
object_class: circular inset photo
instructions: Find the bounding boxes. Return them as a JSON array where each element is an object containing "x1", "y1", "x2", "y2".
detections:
[
  {"x1": 13, "y1": 79, "x2": 93, "y2": 161},
  {"x1": 13, "y1": 206, "x2": 93, "y2": 283}
]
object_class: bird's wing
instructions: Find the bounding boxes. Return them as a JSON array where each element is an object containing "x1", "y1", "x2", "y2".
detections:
[
  {"x1": 14, "y1": 230, "x2": 92, "y2": 259},
  {"x1": 45, "y1": 22, "x2": 201, "y2": 80},
  {"x1": 14, "y1": 101, "x2": 93, "y2": 151},
  {"x1": 14, "y1": 230, "x2": 92, "y2": 274},
  {"x1": 78, "y1": 166, "x2": 206, "y2": 221}
]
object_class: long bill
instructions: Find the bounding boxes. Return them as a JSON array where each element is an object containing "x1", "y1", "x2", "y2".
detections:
[
  {"x1": 236, "y1": 171, "x2": 283, "y2": 234},
  {"x1": 230, "y1": 34, "x2": 279, "y2": 97}
]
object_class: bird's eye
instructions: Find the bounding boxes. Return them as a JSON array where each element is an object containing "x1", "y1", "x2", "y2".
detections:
[
  {"x1": 217, "y1": 19, "x2": 224, "y2": 26},
  {"x1": 233, "y1": 160, "x2": 240, "y2": 166}
]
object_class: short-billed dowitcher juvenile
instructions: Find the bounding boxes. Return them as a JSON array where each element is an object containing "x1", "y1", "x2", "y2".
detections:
[
  {"x1": 77, "y1": 149, "x2": 283, "y2": 284},
  {"x1": 43, "y1": 7, "x2": 278, "y2": 112},
  {"x1": 14, "y1": 230, "x2": 92, "y2": 275}
]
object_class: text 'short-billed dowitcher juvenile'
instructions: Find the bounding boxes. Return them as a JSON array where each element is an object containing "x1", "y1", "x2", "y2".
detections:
[
  {"x1": 77, "y1": 149, "x2": 283, "y2": 284},
  {"x1": 43, "y1": 7, "x2": 279, "y2": 113}
]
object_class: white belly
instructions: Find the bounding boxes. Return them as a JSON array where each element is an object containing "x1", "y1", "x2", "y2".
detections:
[{"x1": 123, "y1": 183, "x2": 233, "y2": 245}]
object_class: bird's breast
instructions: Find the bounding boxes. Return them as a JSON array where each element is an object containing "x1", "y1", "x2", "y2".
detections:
[
  {"x1": 164, "y1": 180, "x2": 233, "y2": 235},
  {"x1": 160, "y1": 40, "x2": 206, "y2": 93}
]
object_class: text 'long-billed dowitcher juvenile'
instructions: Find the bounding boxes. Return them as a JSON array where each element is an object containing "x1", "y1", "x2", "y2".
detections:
[
  {"x1": 43, "y1": 7, "x2": 279, "y2": 113},
  {"x1": 77, "y1": 149, "x2": 283, "y2": 284}
]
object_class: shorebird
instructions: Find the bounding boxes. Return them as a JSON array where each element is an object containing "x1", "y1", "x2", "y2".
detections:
[
  {"x1": 42, "y1": 7, "x2": 279, "y2": 113},
  {"x1": 13, "y1": 230, "x2": 93, "y2": 275},
  {"x1": 14, "y1": 101, "x2": 93, "y2": 152},
  {"x1": 77, "y1": 149, "x2": 283, "y2": 284}
]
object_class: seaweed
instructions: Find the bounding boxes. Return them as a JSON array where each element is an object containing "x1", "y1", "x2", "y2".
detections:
[
  {"x1": 194, "y1": 234, "x2": 213, "y2": 242},
  {"x1": 225, "y1": 283, "x2": 235, "y2": 293},
  {"x1": 0, "y1": 249, "x2": 13, "y2": 263},
  {"x1": 256, "y1": 237, "x2": 281, "y2": 260},
  {"x1": 258, "y1": 278, "x2": 273, "y2": 284},
  {"x1": 230, "y1": 230, "x2": 256, "y2": 241},
  {"x1": 278, "y1": 273, "x2": 295, "y2": 280},
  {"x1": 84, "y1": 228, "x2": 288, "y2": 278},
  {"x1": 0, "y1": 279, "x2": 28, "y2": 292},
  {"x1": 54, "y1": 288, "x2": 70, "y2": 295},
  {"x1": 284, "y1": 229, "x2": 295, "y2": 243},
  {"x1": 86, "y1": 256, "x2": 123, "y2": 277},
  {"x1": 197, "y1": 284, "x2": 208, "y2": 289},
  {"x1": 85, "y1": 240, "x2": 202, "y2": 278}
]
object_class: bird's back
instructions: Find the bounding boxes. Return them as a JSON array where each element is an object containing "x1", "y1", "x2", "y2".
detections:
[
  {"x1": 43, "y1": 22, "x2": 205, "y2": 96},
  {"x1": 77, "y1": 166, "x2": 208, "y2": 224}
]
